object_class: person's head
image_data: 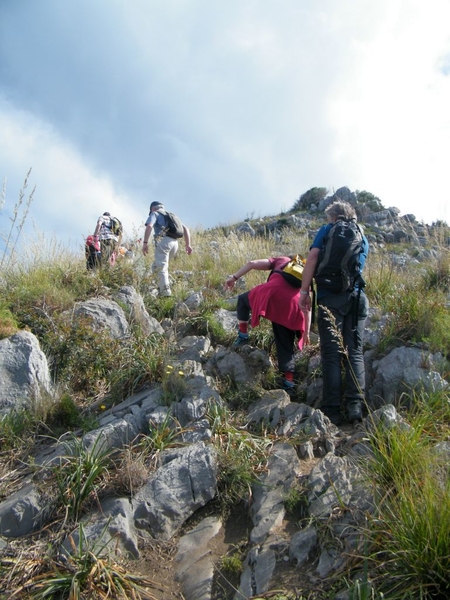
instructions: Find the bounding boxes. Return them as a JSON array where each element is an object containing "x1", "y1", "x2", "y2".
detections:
[
  {"x1": 150, "y1": 201, "x2": 164, "y2": 212},
  {"x1": 103, "y1": 212, "x2": 111, "y2": 217},
  {"x1": 325, "y1": 200, "x2": 356, "y2": 223}
]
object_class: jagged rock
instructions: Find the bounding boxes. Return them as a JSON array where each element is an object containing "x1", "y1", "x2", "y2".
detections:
[
  {"x1": 369, "y1": 346, "x2": 448, "y2": 407},
  {"x1": 133, "y1": 442, "x2": 218, "y2": 540},
  {"x1": 177, "y1": 335, "x2": 212, "y2": 361},
  {"x1": 364, "y1": 404, "x2": 410, "y2": 434},
  {"x1": 175, "y1": 515, "x2": 222, "y2": 600},
  {"x1": 289, "y1": 525, "x2": 318, "y2": 566},
  {"x1": 82, "y1": 415, "x2": 142, "y2": 453},
  {"x1": 307, "y1": 454, "x2": 371, "y2": 519},
  {"x1": 0, "y1": 483, "x2": 48, "y2": 537},
  {"x1": 176, "y1": 359, "x2": 214, "y2": 390},
  {"x1": 305, "y1": 377, "x2": 322, "y2": 406},
  {"x1": 72, "y1": 298, "x2": 129, "y2": 339},
  {"x1": 213, "y1": 307, "x2": 239, "y2": 332},
  {"x1": 235, "y1": 543, "x2": 277, "y2": 600},
  {"x1": 333, "y1": 186, "x2": 356, "y2": 205},
  {"x1": 235, "y1": 222, "x2": 256, "y2": 237},
  {"x1": 205, "y1": 345, "x2": 272, "y2": 386},
  {"x1": 183, "y1": 291, "x2": 204, "y2": 310},
  {"x1": 0, "y1": 330, "x2": 52, "y2": 415},
  {"x1": 393, "y1": 228, "x2": 409, "y2": 242},
  {"x1": 249, "y1": 443, "x2": 300, "y2": 545},
  {"x1": 114, "y1": 285, "x2": 164, "y2": 335},
  {"x1": 64, "y1": 497, "x2": 140, "y2": 559},
  {"x1": 364, "y1": 307, "x2": 390, "y2": 348},
  {"x1": 246, "y1": 389, "x2": 291, "y2": 429},
  {"x1": 316, "y1": 546, "x2": 344, "y2": 578}
]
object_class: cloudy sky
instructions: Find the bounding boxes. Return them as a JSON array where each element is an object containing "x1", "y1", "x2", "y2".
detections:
[{"x1": 1, "y1": 0, "x2": 450, "y2": 253}]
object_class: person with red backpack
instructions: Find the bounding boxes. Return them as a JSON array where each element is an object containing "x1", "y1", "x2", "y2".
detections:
[
  {"x1": 299, "y1": 200, "x2": 369, "y2": 426},
  {"x1": 225, "y1": 256, "x2": 311, "y2": 395},
  {"x1": 142, "y1": 202, "x2": 192, "y2": 297}
]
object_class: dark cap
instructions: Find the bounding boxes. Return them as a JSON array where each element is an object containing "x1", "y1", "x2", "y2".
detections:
[
  {"x1": 150, "y1": 201, "x2": 164, "y2": 210},
  {"x1": 103, "y1": 211, "x2": 111, "y2": 216}
]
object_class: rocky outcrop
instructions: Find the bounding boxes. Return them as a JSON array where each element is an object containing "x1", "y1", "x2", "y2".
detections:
[
  {"x1": 0, "y1": 330, "x2": 52, "y2": 415},
  {"x1": 72, "y1": 297, "x2": 130, "y2": 339},
  {"x1": 368, "y1": 346, "x2": 448, "y2": 408}
]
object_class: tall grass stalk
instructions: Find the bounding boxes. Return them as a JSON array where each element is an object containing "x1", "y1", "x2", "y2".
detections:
[{"x1": 0, "y1": 168, "x2": 36, "y2": 271}]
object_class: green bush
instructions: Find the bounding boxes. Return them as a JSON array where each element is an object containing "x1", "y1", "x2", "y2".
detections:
[{"x1": 291, "y1": 187, "x2": 328, "y2": 211}]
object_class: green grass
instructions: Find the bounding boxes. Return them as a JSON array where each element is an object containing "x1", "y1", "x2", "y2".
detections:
[
  {"x1": 362, "y1": 407, "x2": 450, "y2": 598},
  {"x1": 53, "y1": 434, "x2": 111, "y2": 521},
  {"x1": 0, "y1": 409, "x2": 39, "y2": 453},
  {"x1": 207, "y1": 403, "x2": 273, "y2": 512},
  {"x1": 141, "y1": 412, "x2": 186, "y2": 453}
]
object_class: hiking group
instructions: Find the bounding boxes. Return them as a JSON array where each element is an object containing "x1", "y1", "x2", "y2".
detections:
[
  {"x1": 86, "y1": 198, "x2": 368, "y2": 426},
  {"x1": 227, "y1": 199, "x2": 369, "y2": 426},
  {"x1": 86, "y1": 203, "x2": 192, "y2": 300}
]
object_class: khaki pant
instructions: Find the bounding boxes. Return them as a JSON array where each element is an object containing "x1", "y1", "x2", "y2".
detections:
[{"x1": 153, "y1": 236, "x2": 178, "y2": 295}]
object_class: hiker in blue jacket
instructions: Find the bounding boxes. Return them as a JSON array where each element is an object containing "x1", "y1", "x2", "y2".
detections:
[
  {"x1": 142, "y1": 202, "x2": 192, "y2": 297},
  {"x1": 299, "y1": 200, "x2": 369, "y2": 426}
]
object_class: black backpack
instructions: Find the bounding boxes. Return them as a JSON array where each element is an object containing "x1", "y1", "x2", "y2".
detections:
[
  {"x1": 109, "y1": 216, "x2": 123, "y2": 237},
  {"x1": 158, "y1": 209, "x2": 184, "y2": 239},
  {"x1": 314, "y1": 219, "x2": 365, "y2": 293}
]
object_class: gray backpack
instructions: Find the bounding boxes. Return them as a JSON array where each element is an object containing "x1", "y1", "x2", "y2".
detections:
[{"x1": 158, "y1": 209, "x2": 184, "y2": 239}]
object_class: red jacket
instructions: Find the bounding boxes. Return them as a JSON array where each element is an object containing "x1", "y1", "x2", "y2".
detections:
[{"x1": 248, "y1": 256, "x2": 305, "y2": 347}]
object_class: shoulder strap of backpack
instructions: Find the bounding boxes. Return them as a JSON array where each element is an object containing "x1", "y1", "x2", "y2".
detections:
[{"x1": 267, "y1": 260, "x2": 290, "y2": 281}]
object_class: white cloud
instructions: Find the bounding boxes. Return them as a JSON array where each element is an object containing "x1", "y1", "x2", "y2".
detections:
[
  {"x1": 0, "y1": 98, "x2": 143, "y2": 250},
  {"x1": 327, "y1": 0, "x2": 450, "y2": 221}
]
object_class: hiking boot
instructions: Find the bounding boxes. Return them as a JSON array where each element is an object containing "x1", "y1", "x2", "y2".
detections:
[
  {"x1": 233, "y1": 332, "x2": 249, "y2": 348},
  {"x1": 274, "y1": 377, "x2": 295, "y2": 395},
  {"x1": 282, "y1": 380, "x2": 296, "y2": 398},
  {"x1": 321, "y1": 406, "x2": 343, "y2": 427},
  {"x1": 347, "y1": 401, "x2": 362, "y2": 423}
]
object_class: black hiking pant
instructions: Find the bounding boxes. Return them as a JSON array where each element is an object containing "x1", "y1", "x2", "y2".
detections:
[
  {"x1": 317, "y1": 290, "x2": 369, "y2": 410},
  {"x1": 236, "y1": 292, "x2": 300, "y2": 373}
]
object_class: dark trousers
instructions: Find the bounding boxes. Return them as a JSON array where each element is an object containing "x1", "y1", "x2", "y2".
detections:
[
  {"x1": 85, "y1": 245, "x2": 101, "y2": 270},
  {"x1": 317, "y1": 291, "x2": 369, "y2": 409},
  {"x1": 236, "y1": 292, "x2": 299, "y2": 372}
]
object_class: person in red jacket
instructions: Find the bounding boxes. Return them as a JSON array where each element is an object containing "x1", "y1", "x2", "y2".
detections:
[{"x1": 225, "y1": 256, "x2": 310, "y2": 394}]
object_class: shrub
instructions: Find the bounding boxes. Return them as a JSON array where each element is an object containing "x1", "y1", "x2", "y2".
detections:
[
  {"x1": 356, "y1": 190, "x2": 384, "y2": 212},
  {"x1": 291, "y1": 187, "x2": 328, "y2": 211}
]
